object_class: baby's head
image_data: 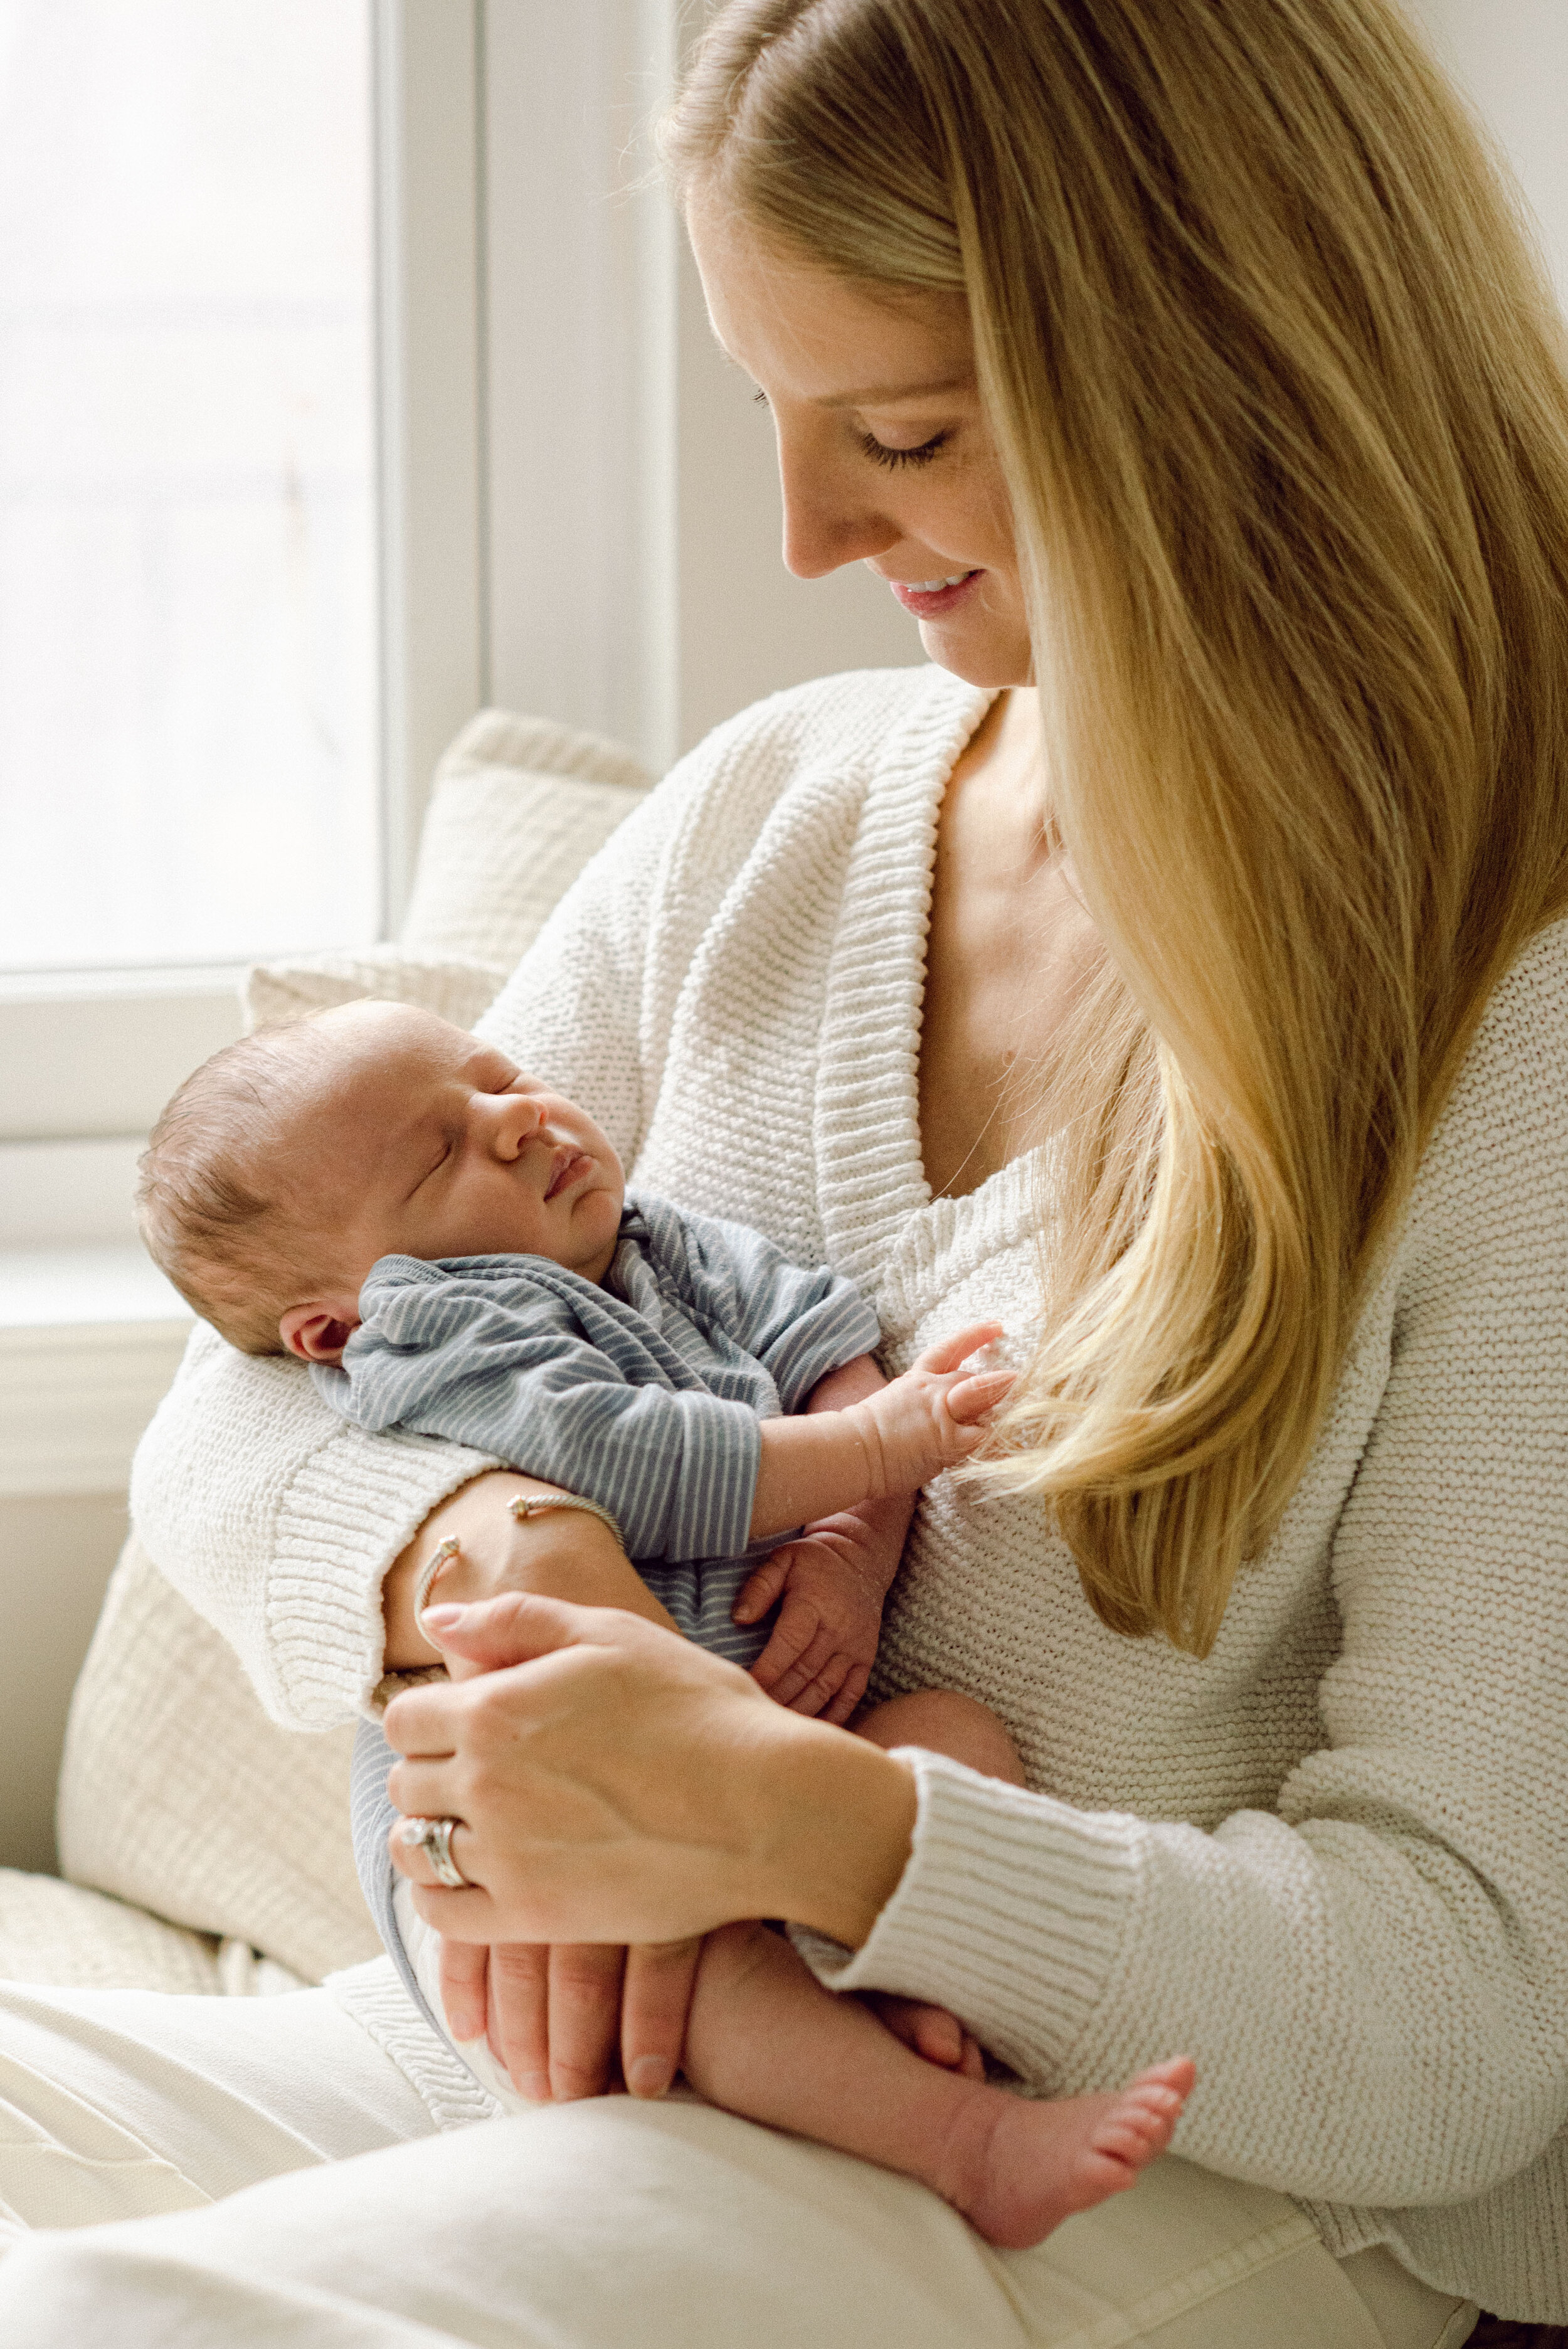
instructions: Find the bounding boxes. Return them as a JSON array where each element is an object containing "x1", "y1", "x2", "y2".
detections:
[{"x1": 137, "y1": 1001, "x2": 625, "y2": 1360}]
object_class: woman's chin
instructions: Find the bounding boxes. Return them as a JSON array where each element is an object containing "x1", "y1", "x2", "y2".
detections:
[{"x1": 914, "y1": 615, "x2": 1033, "y2": 690}]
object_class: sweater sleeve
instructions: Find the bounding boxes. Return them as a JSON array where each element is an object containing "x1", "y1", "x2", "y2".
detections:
[
  {"x1": 128, "y1": 747, "x2": 727, "y2": 1730},
  {"x1": 802, "y1": 933, "x2": 1568, "y2": 2212}
]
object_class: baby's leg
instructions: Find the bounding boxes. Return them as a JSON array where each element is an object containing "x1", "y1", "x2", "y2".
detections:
[
  {"x1": 681, "y1": 1921, "x2": 1193, "y2": 2251},
  {"x1": 856, "y1": 1688, "x2": 1025, "y2": 1784},
  {"x1": 852, "y1": 1690, "x2": 1024, "y2": 2072}
]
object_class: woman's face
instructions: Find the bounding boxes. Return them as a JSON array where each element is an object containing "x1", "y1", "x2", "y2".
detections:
[{"x1": 688, "y1": 195, "x2": 1031, "y2": 688}]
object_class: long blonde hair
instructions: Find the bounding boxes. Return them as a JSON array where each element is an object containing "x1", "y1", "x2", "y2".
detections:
[{"x1": 664, "y1": 0, "x2": 1568, "y2": 1653}]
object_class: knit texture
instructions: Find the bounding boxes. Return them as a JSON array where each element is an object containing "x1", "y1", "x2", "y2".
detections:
[{"x1": 132, "y1": 664, "x2": 1568, "y2": 2322}]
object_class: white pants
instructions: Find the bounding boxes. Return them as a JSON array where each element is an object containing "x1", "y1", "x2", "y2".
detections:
[{"x1": 0, "y1": 1978, "x2": 1478, "y2": 2348}]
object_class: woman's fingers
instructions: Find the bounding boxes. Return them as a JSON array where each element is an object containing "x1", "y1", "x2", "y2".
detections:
[
  {"x1": 412, "y1": 1588, "x2": 601, "y2": 1678},
  {"x1": 620, "y1": 1938, "x2": 704, "y2": 2099},
  {"x1": 911, "y1": 1322, "x2": 1004, "y2": 1377},
  {"x1": 546, "y1": 1943, "x2": 626, "y2": 2102},
  {"x1": 485, "y1": 1942, "x2": 552, "y2": 2099},
  {"x1": 437, "y1": 1936, "x2": 490, "y2": 2045},
  {"x1": 388, "y1": 1809, "x2": 484, "y2": 1892}
]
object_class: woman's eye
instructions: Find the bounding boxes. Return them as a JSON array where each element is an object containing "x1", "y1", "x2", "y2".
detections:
[{"x1": 859, "y1": 429, "x2": 950, "y2": 472}]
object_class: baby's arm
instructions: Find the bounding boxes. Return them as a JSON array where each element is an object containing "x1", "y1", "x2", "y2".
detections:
[
  {"x1": 735, "y1": 1328, "x2": 1010, "y2": 1721},
  {"x1": 746, "y1": 1323, "x2": 1011, "y2": 1543}
]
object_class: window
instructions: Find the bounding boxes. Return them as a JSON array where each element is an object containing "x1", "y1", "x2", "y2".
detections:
[
  {"x1": 0, "y1": 0, "x2": 380, "y2": 975},
  {"x1": 0, "y1": 0, "x2": 487, "y2": 1169}
]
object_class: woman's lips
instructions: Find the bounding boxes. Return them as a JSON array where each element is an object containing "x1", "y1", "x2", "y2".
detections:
[
  {"x1": 544, "y1": 1148, "x2": 593, "y2": 1202},
  {"x1": 889, "y1": 568, "x2": 982, "y2": 618}
]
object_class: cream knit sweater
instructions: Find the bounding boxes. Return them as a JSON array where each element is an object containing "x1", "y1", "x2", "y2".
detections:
[{"x1": 133, "y1": 665, "x2": 1568, "y2": 2322}]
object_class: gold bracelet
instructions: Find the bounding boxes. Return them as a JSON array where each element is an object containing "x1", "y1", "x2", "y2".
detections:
[{"x1": 507, "y1": 1492, "x2": 626, "y2": 1550}]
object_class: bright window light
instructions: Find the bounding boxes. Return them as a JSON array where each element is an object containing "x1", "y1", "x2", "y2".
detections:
[{"x1": 0, "y1": 0, "x2": 379, "y2": 973}]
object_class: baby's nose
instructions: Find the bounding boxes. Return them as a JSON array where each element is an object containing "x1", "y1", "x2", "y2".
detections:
[{"x1": 475, "y1": 1091, "x2": 544, "y2": 1157}]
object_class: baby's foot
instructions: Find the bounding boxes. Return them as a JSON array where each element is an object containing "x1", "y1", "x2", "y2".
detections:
[{"x1": 935, "y1": 2058, "x2": 1197, "y2": 2250}]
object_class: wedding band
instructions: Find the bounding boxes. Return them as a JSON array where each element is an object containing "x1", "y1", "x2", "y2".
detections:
[{"x1": 399, "y1": 1814, "x2": 469, "y2": 1889}]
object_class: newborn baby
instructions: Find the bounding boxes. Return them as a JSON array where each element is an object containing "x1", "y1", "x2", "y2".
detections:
[{"x1": 138, "y1": 1000, "x2": 1192, "y2": 2249}]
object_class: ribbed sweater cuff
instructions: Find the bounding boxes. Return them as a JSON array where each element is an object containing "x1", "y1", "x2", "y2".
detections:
[
  {"x1": 266, "y1": 1428, "x2": 501, "y2": 1727},
  {"x1": 793, "y1": 1747, "x2": 1145, "y2": 2083},
  {"x1": 325, "y1": 1956, "x2": 501, "y2": 2133}
]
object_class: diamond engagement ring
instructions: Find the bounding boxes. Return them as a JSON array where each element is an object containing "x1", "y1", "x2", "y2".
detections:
[{"x1": 399, "y1": 1815, "x2": 469, "y2": 1889}]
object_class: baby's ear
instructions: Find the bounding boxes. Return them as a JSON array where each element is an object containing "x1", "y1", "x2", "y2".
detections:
[{"x1": 279, "y1": 1303, "x2": 361, "y2": 1365}]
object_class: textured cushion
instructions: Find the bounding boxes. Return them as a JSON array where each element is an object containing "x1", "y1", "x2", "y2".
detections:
[
  {"x1": 56, "y1": 1536, "x2": 378, "y2": 1985},
  {"x1": 43, "y1": 706, "x2": 652, "y2": 1987},
  {"x1": 399, "y1": 708, "x2": 651, "y2": 969},
  {"x1": 0, "y1": 1870, "x2": 225, "y2": 1994},
  {"x1": 243, "y1": 709, "x2": 649, "y2": 1036},
  {"x1": 246, "y1": 948, "x2": 506, "y2": 1037},
  {"x1": 0, "y1": 1870, "x2": 309, "y2": 1996}
]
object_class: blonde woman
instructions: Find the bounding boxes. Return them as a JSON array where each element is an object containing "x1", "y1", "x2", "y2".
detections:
[{"x1": 1, "y1": 1, "x2": 1564, "y2": 2341}]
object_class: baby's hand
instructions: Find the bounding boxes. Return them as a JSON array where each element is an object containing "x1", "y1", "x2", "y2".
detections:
[
  {"x1": 850, "y1": 1322, "x2": 1014, "y2": 1500},
  {"x1": 733, "y1": 1521, "x2": 893, "y2": 1724}
]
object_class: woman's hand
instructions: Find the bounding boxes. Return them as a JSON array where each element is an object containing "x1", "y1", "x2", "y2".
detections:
[
  {"x1": 383, "y1": 1591, "x2": 918, "y2": 1951},
  {"x1": 437, "y1": 1933, "x2": 704, "y2": 2103}
]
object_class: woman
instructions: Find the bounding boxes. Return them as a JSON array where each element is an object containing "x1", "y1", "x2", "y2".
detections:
[{"x1": 2, "y1": 1, "x2": 1564, "y2": 2339}]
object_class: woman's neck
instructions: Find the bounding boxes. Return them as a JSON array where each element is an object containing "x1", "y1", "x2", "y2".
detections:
[{"x1": 917, "y1": 689, "x2": 1099, "y2": 1201}]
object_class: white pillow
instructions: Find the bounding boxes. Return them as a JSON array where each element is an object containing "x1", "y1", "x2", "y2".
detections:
[
  {"x1": 400, "y1": 706, "x2": 651, "y2": 971},
  {"x1": 245, "y1": 946, "x2": 506, "y2": 1036}
]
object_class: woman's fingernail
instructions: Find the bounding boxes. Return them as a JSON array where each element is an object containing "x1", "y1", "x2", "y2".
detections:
[
  {"x1": 514, "y1": 2071, "x2": 551, "y2": 2104},
  {"x1": 420, "y1": 1603, "x2": 465, "y2": 1630},
  {"x1": 628, "y1": 2057, "x2": 674, "y2": 2099}
]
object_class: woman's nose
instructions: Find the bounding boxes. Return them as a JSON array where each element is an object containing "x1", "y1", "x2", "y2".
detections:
[{"x1": 775, "y1": 427, "x2": 899, "y2": 580}]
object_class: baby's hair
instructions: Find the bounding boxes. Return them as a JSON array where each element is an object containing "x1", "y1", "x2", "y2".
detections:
[{"x1": 136, "y1": 1016, "x2": 342, "y2": 1355}]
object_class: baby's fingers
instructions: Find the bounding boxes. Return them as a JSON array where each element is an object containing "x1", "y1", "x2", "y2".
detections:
[
  {"x1": 912, "y1": 1322, "x2": 1004, "y2": 1377},
  {"x1": 818, "y1": 1660, "x2": 870, "y2": 1728},
  {"x1": 732, "y1": 1549, "x2": 792, "y2": 1626},
  {"x1": 748, "y1": 1591, "x2": 825, "y2": 1696},
  {"x1": 786, "y1": 1648, "x2": 857, "y2": 1720},
  {"x1": 945, "y1": 1367, "x2": 1016, "y2": 1426}
]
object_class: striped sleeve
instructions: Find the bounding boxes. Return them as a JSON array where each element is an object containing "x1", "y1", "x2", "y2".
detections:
[
  {"x1": 316, "y1": 1265, "x2": 762, "y2": 1565},
  {"x1": 643, "y1": 1197, "x2": 882, "y2": 1409}
]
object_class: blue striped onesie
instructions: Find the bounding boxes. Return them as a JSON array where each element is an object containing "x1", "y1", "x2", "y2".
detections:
[{"x1": 322, "y1": 1190, "x2": 879, "y2": 2037}]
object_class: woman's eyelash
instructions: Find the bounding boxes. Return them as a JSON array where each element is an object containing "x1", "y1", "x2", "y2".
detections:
[
  {"x1": 859, "y1": 430, "x2": 950, "y2": 471},
  {"x1": 751, "y1": 388, "x2": 950, "y2": 471}
]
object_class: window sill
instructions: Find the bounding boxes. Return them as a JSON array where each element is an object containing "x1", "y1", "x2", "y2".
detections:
[{"x1": 0, "y1": 1246, "x2": 192, "y2": 1499}]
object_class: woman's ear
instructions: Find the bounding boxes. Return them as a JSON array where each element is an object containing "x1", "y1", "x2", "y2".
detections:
[{"x1": 278, "y1": 1303, "x2": 361, "y2": 1365}]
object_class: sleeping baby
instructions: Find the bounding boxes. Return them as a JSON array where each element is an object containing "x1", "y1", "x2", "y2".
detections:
[{"x1": 137, "y1": 999, "x2": 1192, "y2": 2250}]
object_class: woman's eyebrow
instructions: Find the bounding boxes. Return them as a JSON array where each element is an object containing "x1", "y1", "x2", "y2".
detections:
[{"x1": 813, "y1": 374, "x2": 972, "y2": 407}]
